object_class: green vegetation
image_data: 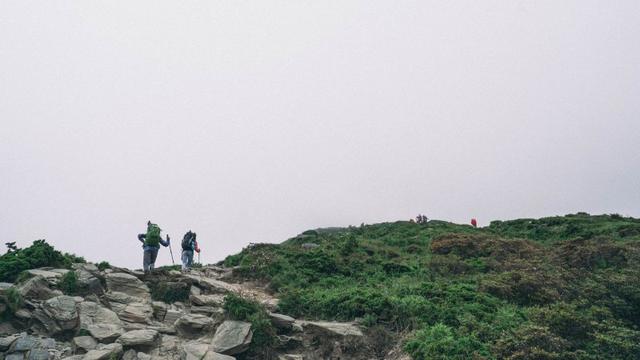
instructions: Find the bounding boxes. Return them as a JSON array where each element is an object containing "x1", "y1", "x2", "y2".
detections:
[
  {"x1": 149, "y1": 281, "x2": 190, "y2": 303},
  {"x1": 96, "y1": 261, "x2": 111, "y2": 271},
  {"x1": 58, "y1": 271, "x2": 79, "y2": 295},
  {"x1": 223, "y1": 293, "x2": 277, "y2": 358},
  {"x1": 1, "y1": 287, "x2": 24, "y2": 319},
  {"x1": 223, "y1": 214, "x2": 640, "y2": 359},
  {"x1": 0, "y1": 240, "x2": 85, "y2": 283}
]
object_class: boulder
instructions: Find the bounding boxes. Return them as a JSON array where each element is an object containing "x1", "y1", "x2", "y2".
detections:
[
  {"x1": 151, "y1": 302, "x2": 168, "y2": 322},
  {"x1": 27, "y1": 349, "x2": 51, "y2": 360},
  {"x1": 5, "y1": 353, "x2": 24, "y2": 360},
  {"x1": 184, "y1": 276, "x2": 238, "y2": 295},
  {"x1": 104, "y1": 292, "x2": 153, "y2": 324},
  {"x1": 210, "y1": 321, "x2": 252, "y2": 355},
  {"x1": 26, "y1": 269, "x2": 65, "y2": 285},
  {"x1": 175, "y1": 314, "x2": 216, "y2": 338},
  {"x1": 181, "y1": 342, "x2": 235, "y2": 360},
  {"x1": 72, "y1": 336, "x2": 98, "y2": 354},
  {"x1": 117, "y1": 302, "x2": 154, "y2": 324},
  {"x1": 75, "y1": 269, "x2": 103, "y2": 296},
  {"x1": 11, "y1": 336, "x2": 56, "y2": 352},
  {"x1": 42, "y1": 296, "x2": 79, "y2": 331},
  {"x1": 18, "y1": 276, "x2": 61, "y2": 301},
  {"x1": 189, "y1": 294, "x2": 224, "y2": 307},
  {"x1": 84, "y1": 343, "x2": 123, "y2": 360},
  {"x1": 136, "y1": 353, "x2": 151, "y2": 360},
  {"x1": 268, "y1": 313, "x2": 295, "y2": 330},
  {"x1": 0, "y1": 334, "x2": 20, "y2": 351},
  {"x1": 105, "y1": 273, "x2": 150, "y2": 299},
  {"x1": 163, "y1": 310, "x2": 182, "y2": 326},
  {"x1": 78, "y1": 302, "x2": 124, "y2": 343},
  {"x1": 116, "y1": 329, "x2": 160, "y2": 348},
  {"x1": 122, "y1": 349, "x2": 137, "y2": 360}
]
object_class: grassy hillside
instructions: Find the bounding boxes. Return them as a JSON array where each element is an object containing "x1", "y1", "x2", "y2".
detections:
[{"x1": 223, "y1": 213, "x2": 640, "y2": 359}]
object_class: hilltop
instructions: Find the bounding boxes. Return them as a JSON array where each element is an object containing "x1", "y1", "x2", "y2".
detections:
[{"x1": 0, "y1": 213, "x2": 639, "y2": 359}]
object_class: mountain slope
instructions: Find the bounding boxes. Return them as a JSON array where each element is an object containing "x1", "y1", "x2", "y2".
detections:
[{"x1": 223, "y1": 213, "x2": 640, "y2": 359}]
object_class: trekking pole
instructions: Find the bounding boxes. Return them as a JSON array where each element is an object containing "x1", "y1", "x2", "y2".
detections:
[
  {"x1": 198, "y1": 251, "x2": 201, "y2": 265},
  {"x1": 168, "y1": 237, "x2": 175, "y2": 265}
]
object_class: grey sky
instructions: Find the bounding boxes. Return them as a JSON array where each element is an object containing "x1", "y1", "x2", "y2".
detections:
[{"x1": 1, "y1": 1, "x2": 639, "y2": 268}]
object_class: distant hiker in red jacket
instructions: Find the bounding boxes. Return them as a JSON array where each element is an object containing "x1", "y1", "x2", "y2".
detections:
[
  {"x1": 181, "y1": 231, "x2": 200, "y2": 272},
  {"x1": 471, "y1": 218, "x2": 478, "y2": 228}
]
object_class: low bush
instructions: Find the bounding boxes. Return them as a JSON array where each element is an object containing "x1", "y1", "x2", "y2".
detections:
[
  {"x1": 0, "y1": 240, "x2": 84, "y2": 282},
  {"x1": 58, "y1": 271, "x2": 78, "y2": 295},
  {"x1": 150, "y1": 281, "x2": 190, "y2": 303},
  {"x1": 223, "y1": 294, "x2": 276, "y2": 358},
  {"x1": 405, "y1": 323, "x2": 489, "y2": 360}
]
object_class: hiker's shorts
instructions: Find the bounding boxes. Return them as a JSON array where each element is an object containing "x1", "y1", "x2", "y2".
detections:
[
  {"x1": 182, "y1": 250, "x2": 194, "y2": 271},
  {"x1": 143, "y1": 246, "x2": 160, "y2": 272}
]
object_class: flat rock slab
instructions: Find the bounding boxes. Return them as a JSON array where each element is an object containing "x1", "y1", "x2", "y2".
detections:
[
  {"x1": 12, "y1": 336, "x2": 56, "y2": 352},
  {"x1": 78, "y1": 302, "x2": 124, "y2": 342},
  {"x1": 175, "y1": 314, "x2": 216, "y2": 338},
  {"x1": 105, "y1": 273, "x2": 150, "y2": 299},
  {"x1": 210, "y1": 321, "x2": 252, "y2": 355},
  {"x1": 302, "y1": 321, "x2": 364, "y2": 337},
  {"x1": 268, "y1": 313, "x2": 295, "y2": 329},
  {"x1": 189, "y1": 294, "x2": 225, "y2": 307},
  {"x1": 117, "y1": 329, "x2": 160, "y2": 347},
  {"x1": 0, "y1": 334, "x2": 20, "y2": 351}
]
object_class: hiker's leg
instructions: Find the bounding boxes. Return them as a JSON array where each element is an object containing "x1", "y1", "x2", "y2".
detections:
[
  {"x1": 186, "y1": 251, "x2": 193, "y2": 270},
  {"x1": 149, "y1": 247, "x2": 159, "y2": 271},
  {"x1": 143, "y1": 249, "x2": 151, "y2": 273},
  {"x1": 181, "y1": 251, "x2": 188, "y2": 271}
]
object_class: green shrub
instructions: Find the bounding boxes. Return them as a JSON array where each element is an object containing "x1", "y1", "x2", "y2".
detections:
[
  {"x1": 58, "y1": 271, "x2": 78, "y2": 295},
  {"x1": 0, "y1": 240, "x2": 83, "y2": 282},
  {"x1": 405, "y1": 323, "x2": 489, "y2": 360},
  {"x1": 150, "y1": 281, "x2": 190, "y2": 303},
  {"x1": 97, "y1": 261, "x2": 111, "y2": 271},
  {"x1": 4, "y1": 287, "x2": 23, "y2": 315}
]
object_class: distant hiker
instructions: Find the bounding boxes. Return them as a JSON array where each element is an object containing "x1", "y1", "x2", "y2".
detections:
[
  {"x1": 471, "y1": 218, "x2": 478, "y2": 228},
  {"x1": 138, "y1": 221, "x2": 170, "y2": 273},
  {"x1": 181, "y1": 230, "x2": 200, "y2": 271},
  {"x1": 416, "y1": 214, "x2": 428, "y2": 224}
]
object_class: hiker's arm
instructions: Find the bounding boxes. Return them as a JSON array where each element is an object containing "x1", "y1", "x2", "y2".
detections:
[
  {"x1": 160, "y1": 235, "x2": 170, "y2": 247},
  {"x1": 138, "y1": 234, "x2": 145, "y2": 243},
  {"x1": 195, "y1": 240, "x2": 200, "y2": 253}
]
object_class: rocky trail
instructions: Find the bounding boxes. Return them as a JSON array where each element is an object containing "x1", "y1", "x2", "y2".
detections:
[{"x1": 0, "y1": 263, "x2": 381, "y2": 360}]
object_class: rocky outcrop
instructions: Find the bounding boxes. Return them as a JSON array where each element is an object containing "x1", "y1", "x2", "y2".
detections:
[
  {"x1": 210, "y1": 321, "x2": 252, "y2": 355},
  {"x1": 0, "y1": 264, "x2": 387, "y2": 360},
  {"x1": 105, "y1": 274, "x2": 150, "y2": 299},
  {"x1": 174, "y1": 314, "x2": 216, "y2": 339},
  {"x1": 78, "y1": 301, "x2": 124, "y2": 343},
  {"x1": 116, "y1": 330, "x2": 159, "y2": 348},
  {"x1": 18, "y1": 277, "x2": 61, "y2": 301}
]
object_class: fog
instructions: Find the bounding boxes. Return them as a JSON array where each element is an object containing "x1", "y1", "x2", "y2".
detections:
[{"x1": 1, "y1": 1, "x2": 639, "y2": 268}]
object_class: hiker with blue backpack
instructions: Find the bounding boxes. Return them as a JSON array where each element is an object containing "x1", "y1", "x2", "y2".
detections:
[
  {"x1": 138, "y1": 221, "x2": 171, "y2": 273},
  {"x1": 181, "y1": 230, "x2": 200, "y2": 272}
]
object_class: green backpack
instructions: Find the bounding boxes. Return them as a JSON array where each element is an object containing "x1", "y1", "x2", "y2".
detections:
[{"x1": 145, "y1": 223, "x2": 162, "y2": 246}]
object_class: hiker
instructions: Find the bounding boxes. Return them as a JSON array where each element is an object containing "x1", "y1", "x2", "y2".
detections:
[
  {"x1": 181, "y1": 230, "x2": 200, "y2": 271},
  {"x1": 471, "y1": 218, "x2": 478, "y2": 228},
  {"x1": 138, "y1": 221, "x2": 170, "y2": 273}
]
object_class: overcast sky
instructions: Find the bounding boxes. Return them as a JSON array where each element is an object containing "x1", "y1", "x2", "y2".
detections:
[{"x1": 1, "y1": 1, "x2": 639, "y2": 268}]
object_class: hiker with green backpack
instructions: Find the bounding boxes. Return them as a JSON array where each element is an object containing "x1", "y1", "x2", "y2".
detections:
[{"x1": 138, "y1": 221, "x2": 171, "y2": 273}]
